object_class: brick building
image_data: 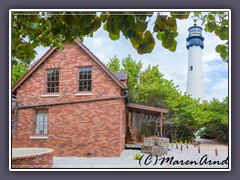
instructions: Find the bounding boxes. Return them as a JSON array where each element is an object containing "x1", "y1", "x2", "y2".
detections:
[{"x1": 12, "y1": 39, "x2": 168, "y2": 157}]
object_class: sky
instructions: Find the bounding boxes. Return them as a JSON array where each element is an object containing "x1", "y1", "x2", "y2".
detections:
[{"x1": 35, "y1": 11, "x2": 229, "y2": 102}]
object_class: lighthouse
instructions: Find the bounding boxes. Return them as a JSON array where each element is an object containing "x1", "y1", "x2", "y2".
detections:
[{"x1": 186, "y1": 24, "x2": 205, "y2": 100}]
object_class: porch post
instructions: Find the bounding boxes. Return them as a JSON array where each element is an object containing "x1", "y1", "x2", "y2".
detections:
[
  {"x1": 159, "y1": 112, "x2": 163, "y2": 138},
  {"x1": 128, "y1": 111, "x2": 131, "y2": 128}
]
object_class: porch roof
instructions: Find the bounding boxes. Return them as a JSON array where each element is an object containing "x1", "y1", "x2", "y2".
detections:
[{"x1": 126, "y1": 103, "x2": 169, "y2": 116}]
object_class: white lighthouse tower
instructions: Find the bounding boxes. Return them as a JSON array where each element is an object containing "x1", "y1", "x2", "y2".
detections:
[{"x1": 186, "y1": 24, "x2": 205, "y2": 100}]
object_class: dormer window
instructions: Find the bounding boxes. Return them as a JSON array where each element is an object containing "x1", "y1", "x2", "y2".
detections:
[
  {"x1": 46, "y1": 69, "x2": 59, "y2": 93},
  {"x1": 78, "y1": 68, "x2": 92, "y2": 92}
]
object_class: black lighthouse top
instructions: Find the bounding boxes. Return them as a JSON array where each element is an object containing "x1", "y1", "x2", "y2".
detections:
[{"x1": 186, "y1": 24, "x2": 204, "y2": 49}]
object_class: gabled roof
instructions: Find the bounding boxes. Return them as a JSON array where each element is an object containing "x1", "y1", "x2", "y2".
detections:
[
  {"x1": 114, "y1": 72, "x2": 128, "y2": 81},
  {"x1": 12, "y1": 39, "x2": 127, "y2": 94}
]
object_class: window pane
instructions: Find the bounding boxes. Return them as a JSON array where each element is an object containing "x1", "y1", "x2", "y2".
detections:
[
  {"x1": 36, "y1": 113, "x2": 44, "y2": 134},
  {"x1": 55, "y1": 75, "x2": 59, "y2": 81},
  {"x1": 88, "y1": 81, "x2": 92, "y2": 91},
  {"x1": 51, "y1": 82, "x2": 54, "y2": 87},
  {"x1": 84, "y1": 73, "x2": 87, "y2": 79},
  {"x1": 79, "y1": 86, "x2": 83, "y2": 91},
  {"x1": 79, "y1": 68, "x2": 92, "y2": 91},
  {"x1": 87, "y1": 69, "x2": 92, "y2": 75},
  {"x1": 51, "y1": 88, "x2": 55, "y2": 93},
  {"x1": 46, "y1": 70, "x2": 59, "y2": 93},
  {"x1": 36, "y1": 111, "x2": 48, "y2": 135},
  {"x1": 43, "y1": 113, "x2": 48, "y2": 134},
  {"x1": 51, "y1": 75, "x2": 55, "y2": 81}
]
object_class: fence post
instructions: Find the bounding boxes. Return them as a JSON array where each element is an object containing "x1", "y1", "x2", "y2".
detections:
[{"x1": 215, "y1": 148, "x2": 218, "y2": 156}]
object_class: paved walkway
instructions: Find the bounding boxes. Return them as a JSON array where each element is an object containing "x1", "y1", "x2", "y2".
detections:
[{"x1": 53, "y1": 138, "x2": 229, "y2": 169}]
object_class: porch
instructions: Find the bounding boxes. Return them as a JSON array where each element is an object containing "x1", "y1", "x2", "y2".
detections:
[{"x1": 125, "y1": 103, "x2": 169, "y2": 148}]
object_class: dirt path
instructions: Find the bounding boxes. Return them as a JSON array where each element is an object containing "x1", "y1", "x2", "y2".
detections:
[{"x1": 193, "y1": 138, "x2": 229, "y2": 157}]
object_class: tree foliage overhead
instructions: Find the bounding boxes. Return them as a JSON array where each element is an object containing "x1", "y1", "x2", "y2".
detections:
[
  {"x1": 193, "y1": 11, "x2": 229, "y2": 62},
  {"x1": 12, "y1": 11, "x2": 229, "y2": 66}
]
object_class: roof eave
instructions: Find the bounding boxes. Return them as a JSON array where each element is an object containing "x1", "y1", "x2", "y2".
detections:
[
  {"x1": 12, "y1": 47, "x2": 56, "y2": 94},
  {"x1": 75, "y1": 39, "x2": 126, "y2": 90}
]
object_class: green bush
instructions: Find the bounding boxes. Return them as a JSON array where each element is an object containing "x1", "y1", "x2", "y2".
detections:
[
  {"x1": 196, "y1": 127, "x2": 215, "y2": 139},
  {"x1": 133, "y1": 153, "x2": 142, "y2": 160}
]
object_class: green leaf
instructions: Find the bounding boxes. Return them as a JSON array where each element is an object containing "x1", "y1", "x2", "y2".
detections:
[
  {"x1": 103, "y1": 23, "x2": 107, "y2": 30},
  {"x1": 207, "y1": 14, "x2": 215, "y2": 21},
  {"x1": 130, "y1": 32, "x2": 143, "y2": 45},
  {"x1": 156, "y1": 31, "x2": 165, "y2": 41},
  {"x1": 167, "y1": 17, "x2": 177, "y2": 31},
  {"x1": 144, "y1": 30, "x2": 155, "y2": 50},
  {"x1": 208, "y1": 22, "x2": 217, "y2": 31},
  {"x1": 90, "y1": 17, "x2": 101, "y2": 32},
  {"x1": 105, "y1": 16, "x2": 122, "y2": 35},
  {"x1": 172, "y1": 32, "x2": 178, "y2": 38},
  {"x1": 194, "y1": 12, "x2": 201, "y2": 15},
  {"x1": 109, "y1": 32, "x2": 120, "y2": 40},
  {"x1": 132, "y1": 43, "x2": 138, "y2": 49},
  {"x1": 215, "y1": 44, "x2": 224, "y2": 53},
  {"x1": 137, "y1": 31, "x2": 155, "y2": 54},
  {"x1": 219, "y1": 26, "x2": 228, "y2": 40},
  {"x1": 136, "y1": 19, "x2": 148, "y2": 32},
  {"x1": 62, "y1": 15, "x2": 80, "y2": 25},
  {"x1": 154, "y1": 15, "x2": 167, "y2": 32},
  {"x1": 170, "y1": 12, "x2": 190, "y2": 19},
  {"x1": 169, "y1": 39, "x2": 177, "y2": 52},
  {"x1": 100, "y1": 12, "x2": 108, "y2": 22},
  {"x1": 162, "y1": 37, "x2": 174, "y2": 49}
]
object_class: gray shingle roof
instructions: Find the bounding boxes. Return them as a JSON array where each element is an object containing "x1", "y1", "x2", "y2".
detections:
[{"x1": 114, "y1": 72, "x2": 128, "y2": 80}]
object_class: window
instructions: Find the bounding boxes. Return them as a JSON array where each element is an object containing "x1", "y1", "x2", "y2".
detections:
[
  {"x1": 78, "y1": 68, "x2": 92, "y2": 92},
  {"x1": 190, "y1": 66, "x2": 193, "y2": 71},
  {"x1": 35, "y1": 110, "x2": 48, "y2": 135},
  {"x1": 46, "y1": 70, "x2": 59, "y2": 93}
]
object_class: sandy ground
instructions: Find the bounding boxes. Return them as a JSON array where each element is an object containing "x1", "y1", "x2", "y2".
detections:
[{"x1": 52, "y1": 138, "x2": 229, "y2": 169}]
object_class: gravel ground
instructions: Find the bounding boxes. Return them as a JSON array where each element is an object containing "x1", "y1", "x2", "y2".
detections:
[{"x1": 53, "y1": 138, "x2": 229, "y2": 169}]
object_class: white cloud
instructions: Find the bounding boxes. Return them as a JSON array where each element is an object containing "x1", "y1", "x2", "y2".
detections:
[
  {"x1": 213, "y1": 79, "x2": 228, "y2": 91},
  {"x1": 205, "y1": 85, "x2": 228, "y2": 102},
  {"x1": 204, "y1": 77, "x2": 211, "y2": 83},
  {"x1": 203, "y1": 61, "x2": 228, "y2": 73},
  {"x1": 92, "y1": 37, "x2": 104, "y2": 47},
  {"x1": 202, "y1": 52, "x2": 220, "y2": 63}
]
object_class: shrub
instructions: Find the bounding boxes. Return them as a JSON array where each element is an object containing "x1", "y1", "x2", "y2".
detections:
[{"x1": 133, "y1": 153, "x2": 142, "y2": 160}]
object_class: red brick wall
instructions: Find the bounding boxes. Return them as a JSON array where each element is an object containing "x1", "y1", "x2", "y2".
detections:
[
  {"x1": 13, "y1": 42, "x2": 126, "y2": 157},
  {"x1": 16, "y1": 42, "x2": 124, "y2": 106}
]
